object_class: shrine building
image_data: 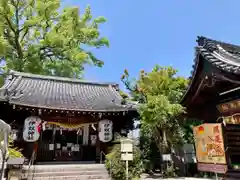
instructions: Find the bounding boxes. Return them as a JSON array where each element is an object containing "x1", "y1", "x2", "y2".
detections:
[
  {"x1": 182, "y1": 36, "x2": 240, "y2": 177},
  {"x1": 0, "y1": 70, "x2": 137, "y2": 163}
]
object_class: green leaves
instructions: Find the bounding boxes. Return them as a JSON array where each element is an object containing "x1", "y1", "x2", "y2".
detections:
[
  {"x1": 0, "y1": 0, "x2": 109, "y2": 78},
  {"x1": 8, "y1": 136, "x2": 23, "y2": 158},
  {"x1": 94, "y1": 16, "x2": 106, "y2": 24},
  {"x1": 105, "y1": 143, "x2": 143, "y2": 180},
  {"x1": 121, "y1": 65, "x2": 189, "y2": 152}
]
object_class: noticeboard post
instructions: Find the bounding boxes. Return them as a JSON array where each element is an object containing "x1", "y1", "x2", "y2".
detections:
[{"x1": 121, "y1": 138, "x2": 133, "y2": 180}]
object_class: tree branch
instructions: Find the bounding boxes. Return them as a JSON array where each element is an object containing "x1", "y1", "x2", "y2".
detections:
[
  {"x1": 11, "y1": 0, "x2": 24, "y2": 70},
  {"x1": 20, "y1": 27, "x2": 29, "y2": 42},
  {"x1": 3, "y1": 15, "x2": 16, "y2": 33},
  {"x1": 43, "y1": 3, "x2": 51, "y2": 39},
  {"x1": 121, "y1": 78, "x2": 147, "y2": 103},
  {"x1": 4, "y1": 30, "x2": 15, "y2": 47}
]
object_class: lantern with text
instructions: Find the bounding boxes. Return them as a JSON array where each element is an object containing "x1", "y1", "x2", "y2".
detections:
[
  {"x1": 23, "y1": 116, "x2": 42, "y2": 142},
  {"x1": 98, "y1": 120, "x2": 113, "y2": 142}
]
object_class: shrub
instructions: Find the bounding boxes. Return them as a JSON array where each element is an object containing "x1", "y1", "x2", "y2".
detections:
[
  {"x1": 8, "y1": 136, "x2": 23, "y2": 158},
  {"x1": 139, "y1": 132, "x2": 161, "y2": 173},
  {"x1": 105, "y1": 140, "x2": 143, "y2": 180}
]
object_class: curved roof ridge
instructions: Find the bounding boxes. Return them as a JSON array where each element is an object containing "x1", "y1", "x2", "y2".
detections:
[
  {"x1": 181, "y1": 36, "x2": 240, "y2": 105},
  {"x1": 197, "y1": 36, "x2": 240, "y2": 53},
  {"x1": 215, "y1": 45, "x2": 240, "y2": 66},
  {"x1": 9, "y1": 70, "x2": 118, "y2": 87}
]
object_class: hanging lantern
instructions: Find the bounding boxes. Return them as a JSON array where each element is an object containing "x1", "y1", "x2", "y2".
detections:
[
  {"x1": 98, "y1": 120, "x2": 113, "y2": 143},
  {"x1": 23, "y1": 116, "x2": 42, "y2": 142}
]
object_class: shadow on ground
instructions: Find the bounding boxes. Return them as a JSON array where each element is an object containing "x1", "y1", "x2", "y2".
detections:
[{"x1": 142, "y1": 173, "x2": 162, "y2": 179}]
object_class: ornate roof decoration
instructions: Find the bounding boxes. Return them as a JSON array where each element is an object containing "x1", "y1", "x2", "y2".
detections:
[
  {"x1": 0, "y1": 71, "x2": 136, "y2": 112},
  {"x1": 181, "y1": 36, "x2": 240, "y2": 104},
  {"x1": 196, "y1": 36, "x2": 240, "y2": 74}
]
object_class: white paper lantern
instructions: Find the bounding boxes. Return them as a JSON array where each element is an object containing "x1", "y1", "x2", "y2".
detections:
[
  {"x1": 23, "y1": 116, "x2": 42, "y2": 142},
  {"x1": 98, "y1": 120, "x2": 113, "y2": 142}
]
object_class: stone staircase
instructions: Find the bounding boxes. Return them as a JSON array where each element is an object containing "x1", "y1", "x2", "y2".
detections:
[{"x1": 24, "y1": 164, "x2": 111, "y2": 180}]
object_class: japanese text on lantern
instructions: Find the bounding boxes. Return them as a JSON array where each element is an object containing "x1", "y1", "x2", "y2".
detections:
[
  {"x1": 104, "y1": 123, "x2": 110, "y2": 141},
  {"x1": 28, "y1": 121, "x2": 35, "y2": 140},
  {"x1": 23, "y1": 116, "x2": 42, "y2": 142},
  {"x1": 98, "y1": 120, "x2": 113, "y2": 143}
]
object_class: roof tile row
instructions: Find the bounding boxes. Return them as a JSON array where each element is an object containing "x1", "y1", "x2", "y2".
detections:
[{"x1": 0, "y1": 71, "x2": 135, "y2": 112}]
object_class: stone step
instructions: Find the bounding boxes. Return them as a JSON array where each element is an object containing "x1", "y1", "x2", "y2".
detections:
[
  {"x1": 27, "y1": 164, "x2": 106, "y2": 169},
  {"x1": 35, "y1": 161, "x2": 96, "y2": 165},
  {"x1": 24, "y1": 164, "x2": 107, "y2": 172},
  {"x1": 27, "y1": 168, "x2": 108, "y2": 173},
  {"x1": 28, "y1": 171, "x2": 109, "y2": 178},
  {"x1": 24, "y1": 164, "x2": 110, "y2": 180},
  {"x1": 28, "y1": 175, "x2": 111, "y2": 180}
]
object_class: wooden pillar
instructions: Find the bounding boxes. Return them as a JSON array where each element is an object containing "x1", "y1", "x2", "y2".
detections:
[
  {"x1": 52, "y1": 125, "x2": 56, "y2": 143},
  {"x1": 52, "y1": 125, "x2": 56, "y2": 160},
  {"x1": 36, "y1": 127, "x2": 43, "y2": 162},
  {"x1": 96, "y1": 122, "x2": 101, "y2": 163},
  {"x1": 83, "y1": 124, "x2": 89, "y2": 145},
  {"x1": 96, "y1": 135, "x2": 101, "y2": 163},
  {"x1": 33, "y1": 142, "x2": 38, "y2": 162}
]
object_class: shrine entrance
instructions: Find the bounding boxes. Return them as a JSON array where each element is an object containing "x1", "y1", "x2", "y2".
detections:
[
  {"x1": 54, "y1": 129, "x2": 82, "y2": 161},
  {"x1": 36, "y1": 123, "x2": 98, "y2": 162}
]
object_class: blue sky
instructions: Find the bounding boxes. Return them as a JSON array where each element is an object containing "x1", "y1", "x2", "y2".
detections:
[{"x1": 63, "y1": 0, "x2": 240, "y2": 89}]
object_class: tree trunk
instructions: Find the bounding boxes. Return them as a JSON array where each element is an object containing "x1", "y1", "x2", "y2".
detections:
[{"x1": 162, "y1": 130, "x2": 167, "y2": 150}]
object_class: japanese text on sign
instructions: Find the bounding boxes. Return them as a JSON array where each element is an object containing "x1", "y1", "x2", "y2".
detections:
[{"x1": 193, "y1": 123, "x2": 226, "y2": 165}]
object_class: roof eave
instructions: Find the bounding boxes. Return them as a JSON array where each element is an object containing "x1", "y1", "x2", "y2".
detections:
[
  {"x1": 180, "y1": 51, "x2": 201, "y2": 105},
  {"x1": 7, "y1": 101, "x2": 137, "y2": 112}
]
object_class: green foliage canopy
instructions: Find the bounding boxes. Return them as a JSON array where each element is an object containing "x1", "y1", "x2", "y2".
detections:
[
  {"x1": 0, "y1": 0, "x2": 109, "y2": 78},
  {"x1": 121, "y1": 65, "x2": 189, "y2": 152}
]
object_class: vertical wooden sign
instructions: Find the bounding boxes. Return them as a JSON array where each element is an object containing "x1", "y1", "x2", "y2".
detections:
[{"x1": 193, "y1": 123, "x2": 228, "y2": 173}]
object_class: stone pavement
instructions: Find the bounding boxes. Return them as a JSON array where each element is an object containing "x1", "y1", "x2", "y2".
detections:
[
  {"x1": 141, "y1": 174, "x2": 212, "y2": 179},
  {"x1": 143, "y1": 179, "x2": 212, "y2": 180},
  {"x1": 142, "y1": 178, "x2": 212, "y2": 180}
]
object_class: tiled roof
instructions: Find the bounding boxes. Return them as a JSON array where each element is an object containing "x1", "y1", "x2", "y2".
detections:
[
  {"x1": 196, "y1": 36, "x2": 240, "y2": 74},
  {"x1": 0, "y1": 71, "x2": 135, "y2": 112},
  {"x1": 181, "y1": 36, "x2": 240, "y2": 104}
]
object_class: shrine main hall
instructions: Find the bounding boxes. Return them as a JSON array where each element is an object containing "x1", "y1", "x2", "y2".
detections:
[{"x1": 0, "y1": 70, "x2": 137, "y2": 163}]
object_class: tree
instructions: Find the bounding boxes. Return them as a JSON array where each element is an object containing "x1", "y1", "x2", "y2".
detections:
[
  {"x1": 121, "y1": 65, "x2": 188, "y2": 153},
  {"x1": 0, "y1": 0, "x2": 109, "y2": 78}
]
